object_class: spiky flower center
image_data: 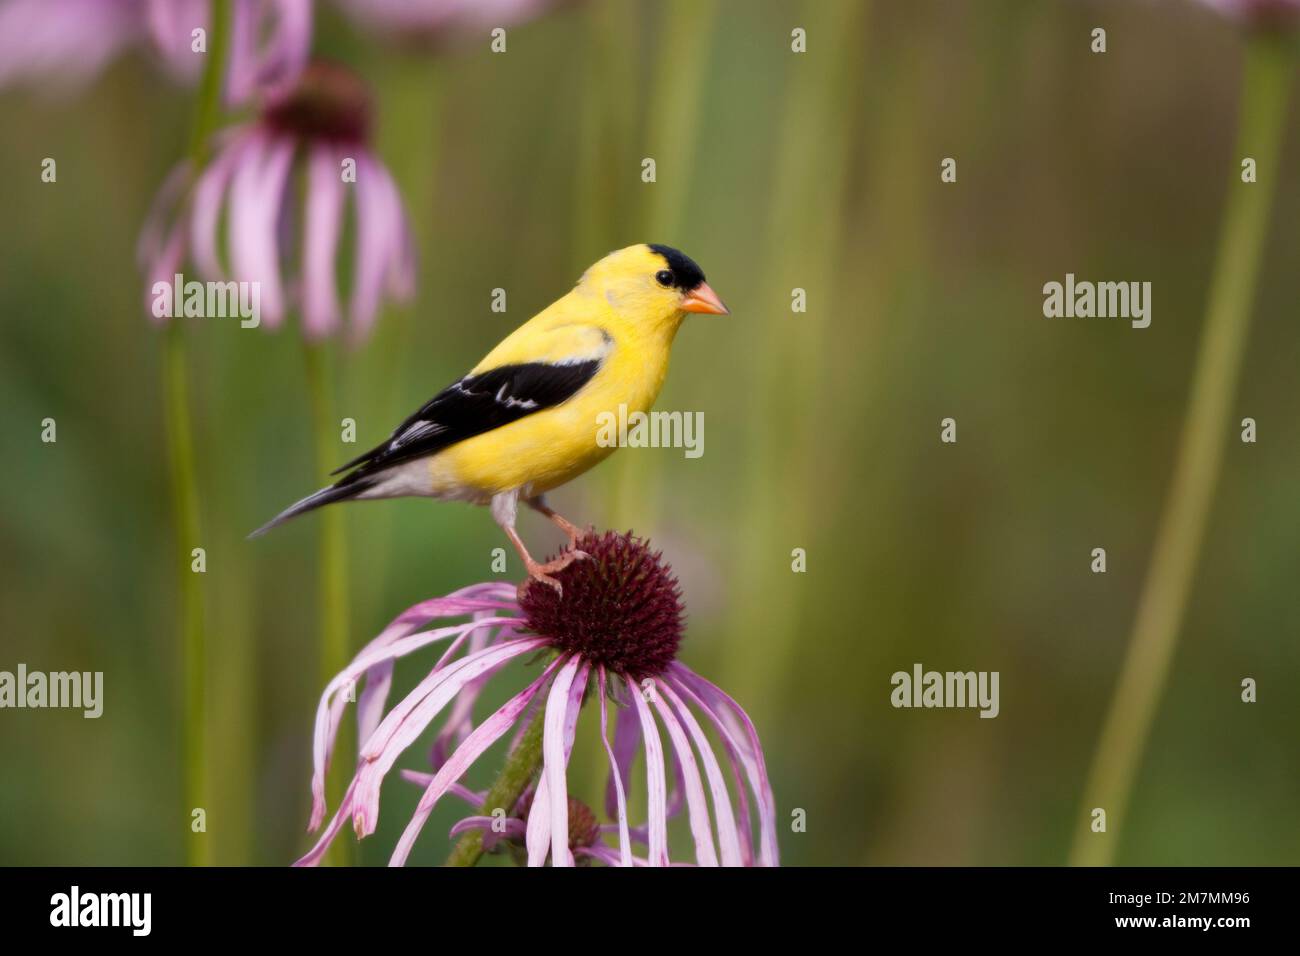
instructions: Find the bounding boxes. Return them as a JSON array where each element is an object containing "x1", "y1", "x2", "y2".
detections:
[
  {"x1": 519, "y1": 531, "x2": 685, "y2": 680},
  {"x1": 262, "y1": 61, "x2": 371, "y2": 144}
]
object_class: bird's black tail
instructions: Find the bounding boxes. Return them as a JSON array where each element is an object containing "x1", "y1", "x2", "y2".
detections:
[{"x1": 247, "y1": 473, "x2": 375, "y2": 539}]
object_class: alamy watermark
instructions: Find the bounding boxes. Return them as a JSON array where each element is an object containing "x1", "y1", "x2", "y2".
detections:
[
  {"x1": 596, "y1": 404, "x2": 704, "y2": 459},
  {"x1": 50, "y1": 886, "x2": 150, "y2": 936},
  {"x1": 0, "y1": 664, "x2": 102, "y2": 718},
  {"x1": 1042, "y1": 273, "x2": 1150, "y2": 328},
  {"x1": 151, "y1": 272, "x2": 261, "y2": 328},
  {"x1": 890, "y1": 663, "x2": 999, "y2": 718}
]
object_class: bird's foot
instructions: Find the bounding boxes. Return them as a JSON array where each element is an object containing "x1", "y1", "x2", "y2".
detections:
[
  {"x1": 520, "y1": 549, "x2": 590, "y2": 598},
  {"x1": 553, "y1": 516, "x2": 589, "y2": 551}
]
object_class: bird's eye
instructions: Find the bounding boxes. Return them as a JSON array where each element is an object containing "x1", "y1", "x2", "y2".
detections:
[{"x1": 654, "y1": 270, "x2": 674, "y2": 288}]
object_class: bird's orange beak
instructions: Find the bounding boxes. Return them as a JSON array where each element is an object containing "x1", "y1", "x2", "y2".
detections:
[{"x1": 680, "y1": 282, "x2": 730, "y2": 315}]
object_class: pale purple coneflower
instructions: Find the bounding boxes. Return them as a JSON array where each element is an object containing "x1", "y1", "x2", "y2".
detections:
[
  {"x1": 147, "y1": 0, "x2": 312, "y2": 105},
  {"x1": 0, "y1": 0, "x2": 310, "y2": 103},
  {"x1": 138, "y1": 61, "x2": 415, "y2": 341},
  {"x1": 0, "y1": 0, "x2": 141, "y2": 92},
  {"x1": 295, "y1": 531, "x2": 779, "y2": 867}
]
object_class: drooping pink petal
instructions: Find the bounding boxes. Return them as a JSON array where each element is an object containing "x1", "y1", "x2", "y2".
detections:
[
  {"x1": 351, "y1": 636, "x2": 548, "y2": 837},
  {"x1": 309, "y1": 610, "x2": 520, "y2": 831},
  {"x1": 379, "y1": 161, "x2": 417, "y2": 302},
  {"x1": 652, "y1": 687, "x2": 718, "y2": 866},
  {"x1": 388, "y1": 659, "x2": 558, "y2": 866},
  {"x1": 189, "y1": 129, "x2": 252, "y2": 280},
  {"x1": 137, "y1": 160, "x2": 192, "y2": 325},
  {"x1": 599, "y1": 822, "x2": 649, "y2": 843},
  {"x1": 228, "y1": 129, "x2": 294, "y2": 327},
  {"x1": 665, "y1": 733, "x2": 685, "y2": 820},
  {"x1": 311, "y1": 619, "x2": 475, "y2": 829},
  {"x1": 315, "y1": 585, "x2": 516, "y2": 737},
  {"x1": 669, "y1": 664, "x2": 779, "y2": 867},
  {"x1": 227, "y1": 0, "x2": 257, "y2": 105},
  {"x1": 605, "y1": 692, "x2": 641, "y2": 819},
  {"x1": 597, "y1": 668, "x2": 632, "y2": 866},
  {"x1": 354, "y1": 659, "x2": 394, "y2": 753},
  {"x1": 524, "y1": 657, "x2": 590, "y2": 867},
  {"x1": 427, "y1": 612, "x2": 507, "y2": 771},
  {"x1": 348, "y1": 152, "x2": 413, "y2": 343},
  {"x1": 142, "y1": 222, "x2": 188, "y2": 326},
  {"x1": 508, "y1": 689, "x2": 545, "y2": 754},
  {"x1": 541, "y1": 658, "x2": 590, "y2": 868},
  {"x1": 448, "y1": 815, "x2": 526, "y2": 852},
  {"x1": 293, "y1": 778, "x2": 358, "y2": 867},
  {"x1": 299, "y1": 143, "x2": 346, "y2": 339},
  {"x1": 137, "y1": 159, "x2": 191, "y2": 272},
  {"x1": 668, "y1": 671, "x2": 754, "y2": 865},
  {"x1": 356, "y1": 619, "x2": 494, "y2": 763},
  {"x1": 144, "y1": 0, "x2": 207, "y2": 83},
  {"x1": 341, "y1": 585, "x2": 514, "y2": 758},
  {"x1": 658, "y1": 679, "x2": 741, "y2": 866},
  {"x1": 249, "y1": 0, "x2": 312, "y2": 102},
  {"x1": 630, "y1": 679, "x2": 669, "y2": 867},
  {"x1": 399, "y1": 771, "x2": 482, "y2": 808}
]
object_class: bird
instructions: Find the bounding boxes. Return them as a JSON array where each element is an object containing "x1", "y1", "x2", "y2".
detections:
[{"x1": 250, "y1": 243, "x2": 729, "y2": 592}]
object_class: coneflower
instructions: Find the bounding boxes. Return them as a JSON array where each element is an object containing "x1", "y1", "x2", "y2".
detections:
[
  {"x1": 138, "y1": 60, "x2": 415, "y2": 342},
  {"x1": 148, "y1": 0, "x2": 311, "y2": 105},
  {"x1": 295, "y1": 532, "x2": 779, "y2": 867},
  {"x1": 0, "y1": 0, "x2": 310, "y2": 102}
]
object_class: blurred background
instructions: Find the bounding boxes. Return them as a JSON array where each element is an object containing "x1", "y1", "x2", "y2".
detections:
[{"x1": 2, "y1": 0, "x2": 1298, "y2": 866}]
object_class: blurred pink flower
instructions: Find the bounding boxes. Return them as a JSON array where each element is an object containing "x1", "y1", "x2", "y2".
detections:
[
  {"x1": 0, "y1": 0, "x2": 140, "y2": 92},
  {"x1": 294, "y1": 533, "x2": 779, "y2": 868},
  {"x1": 147, "y1": 0, "x2": 312, "y2": 105},
  {"x1": 138, "y1": 62, "x2": 415, "y2": 341},
  {"x1": 0, "y1": 0, "x2": 310, "y2": 104}
]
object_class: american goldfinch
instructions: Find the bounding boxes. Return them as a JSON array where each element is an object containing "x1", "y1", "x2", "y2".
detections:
[{"x1": 251, "y1": 243, "x2": 728, "y2": 591}]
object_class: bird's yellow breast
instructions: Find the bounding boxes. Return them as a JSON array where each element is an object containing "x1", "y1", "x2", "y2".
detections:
[{"x1": 429, "y1": 311, "x2": 678, "y2": 502}]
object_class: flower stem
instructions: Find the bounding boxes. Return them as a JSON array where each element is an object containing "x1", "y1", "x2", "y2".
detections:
[
  {"x1": 163, "y1": 322, "x2": 209, "y2": 867},
  {"x1": 167, "y1": 0, "x2": 230, "y2": 868},
  {"x1": 187, "y1": 0, "x2": 230, "y2": 166},
  {"x1": 303, "y1": 342, "x2": 352, "y2": 866},
  {"x1": 445, "y1": 706, "x2": 546, "y2": 867},
  {"x1": 1070, "y1": 35, "x2": 1292, "y2": 867}
]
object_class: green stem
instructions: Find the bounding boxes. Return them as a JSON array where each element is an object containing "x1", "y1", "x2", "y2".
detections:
[
  {"x1": 164, "y1": 323, "x2": 209, "y2": 867},
  {"x1": 168, "y1": 0, "x2": 229, "y2": 868},
  {"x1": 1070, "y1": 36, "x2": 1292, "y2": 867},
  {"x1": 188, "y1": 0, "x2": 230, "y2": 168},
  {"x1": 445, "y1": 706, "x2": 546, "y2": 867},
  {"x1": 303, "y1": 342, "x2": 352, "y2": 866}
]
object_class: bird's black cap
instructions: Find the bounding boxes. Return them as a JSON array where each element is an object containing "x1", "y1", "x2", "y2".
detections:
[{"x1": 648, "y1": 244, "x2": 706, "y2": 291}]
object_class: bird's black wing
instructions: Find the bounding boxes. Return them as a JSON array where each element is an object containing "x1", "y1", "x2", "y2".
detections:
[{"x1": 332, "y1": 360, "x2": 603, "y2": 479}]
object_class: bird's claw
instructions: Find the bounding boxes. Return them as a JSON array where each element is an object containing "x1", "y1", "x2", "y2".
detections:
[
  {"x1": 520, "y1": 572, "x2": 563, "y2": 599},
  {"x1": 520, "y1": 549, "x2": 590, "y2": 599}
]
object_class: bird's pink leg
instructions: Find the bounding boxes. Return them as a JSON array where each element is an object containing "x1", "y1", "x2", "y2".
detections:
[
  {"x1": 501, "y1": 524, "x2": 586, "y2": 596},
  {"x1": 493, "y1": 490, "x2": 587, "y2": 597},
  {"x1": 526, "y1": 495, "x2": 588, "y2": 550}
]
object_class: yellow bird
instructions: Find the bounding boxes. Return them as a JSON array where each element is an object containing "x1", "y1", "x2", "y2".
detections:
[{"x1": 251, "y1": 243, "x2": 729, "y2": 591}]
